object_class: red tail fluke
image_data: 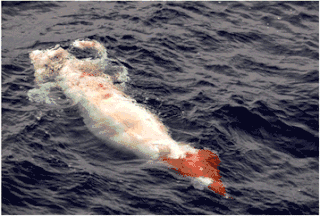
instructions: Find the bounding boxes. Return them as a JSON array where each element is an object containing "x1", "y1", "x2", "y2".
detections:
[{"x1": 160, "y1": 149, "x2": 226, "y2": 196}]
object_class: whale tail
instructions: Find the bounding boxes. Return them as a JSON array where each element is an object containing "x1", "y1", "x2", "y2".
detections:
[{"x1": 160, "y1": 149, "x2": 226, "y2": 196}]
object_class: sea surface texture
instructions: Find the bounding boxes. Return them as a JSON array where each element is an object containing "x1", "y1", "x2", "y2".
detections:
[{"x1": 2, "y1": 1, "x2": 319, "y2": 215}]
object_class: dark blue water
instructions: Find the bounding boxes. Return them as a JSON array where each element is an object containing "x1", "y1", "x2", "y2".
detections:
[{"x1": 2, "y1": 1, "x2": 318, "y2": 214}]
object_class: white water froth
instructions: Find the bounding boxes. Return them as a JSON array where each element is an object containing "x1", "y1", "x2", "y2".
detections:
[{"x1": 192, "y1": 177, "x2": 214, "y2": 190}]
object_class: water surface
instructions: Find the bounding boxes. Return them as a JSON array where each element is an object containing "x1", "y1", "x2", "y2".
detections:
[{"x1": 2, "y1": 1, "x2": 319, "y2": 214}]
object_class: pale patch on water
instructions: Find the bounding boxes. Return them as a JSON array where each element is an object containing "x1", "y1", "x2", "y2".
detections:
[
  {"x1": 27, "y1": 82, "x2": 59, "y2": 105},
  {"x1": 192, "y1": 176, "x2": 213, "y2": 190}
]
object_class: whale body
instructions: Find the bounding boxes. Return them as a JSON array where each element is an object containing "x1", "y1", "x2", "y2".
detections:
[{"x1": 28, "y1": 39, "x2": 227, "y2": 196}]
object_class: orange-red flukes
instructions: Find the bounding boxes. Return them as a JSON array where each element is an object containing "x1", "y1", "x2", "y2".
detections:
[{"x1": 160, "y1": 149, "x2": 226, "y2": 196}]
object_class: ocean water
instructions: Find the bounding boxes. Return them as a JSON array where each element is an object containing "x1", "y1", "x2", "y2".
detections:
[{"x1": 2, "y1": 1, "x2": 318, "y2": 214}]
